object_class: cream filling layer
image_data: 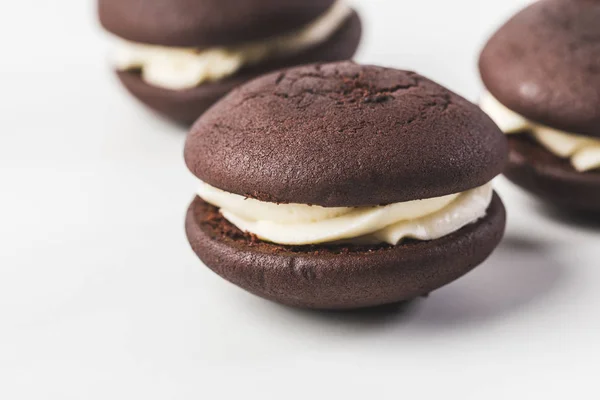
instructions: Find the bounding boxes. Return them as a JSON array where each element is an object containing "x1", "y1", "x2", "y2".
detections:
[
  {"x1": 480, "y1": 92, "x2": 600, "y2": 172},
  {"x1": 112, "y1": 1, "x2": 352, "y2": 90},
  {"x1": 197, "y1": 181, "x2": 494, "y2": 246}
]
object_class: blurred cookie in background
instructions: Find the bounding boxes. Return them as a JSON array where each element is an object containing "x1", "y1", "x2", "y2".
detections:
[
  {"x1": 479, "y1": 0, "x2": 600, "y2": 213},
  {"x1": 99, "y1": 0, "x2": 362, "y2": 125}
]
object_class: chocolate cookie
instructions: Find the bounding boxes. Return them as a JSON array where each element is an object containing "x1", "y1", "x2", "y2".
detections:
[
  {"x1": 505, "y1": 135, "x2": 600, "y2": 212},
  {"x1": 480, "y1": 0, "x2": 600, "y2": 136},
  {"x1": 185, "y1": 195, "x2": 506, "y2": 310},
  {"x1": 186, "y1": 62, "x2": 507, "y2": 206},
  {"x1": 479, "y1": 0, "x2": 600, "y2": 213},
  {"x1": 116, "y1": 11, "x2": 361, "y2": 125},
  {"x1": 184, "y1": 62, "x2": 508, "y2": 310},
  {"x1": 99, "y1": 0, "x2": 336, "y2": 47},
  {"x1": 99, "y1": 1, "x2": 362, "y2": 125}
]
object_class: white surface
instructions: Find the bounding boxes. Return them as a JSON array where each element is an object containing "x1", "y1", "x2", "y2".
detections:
[{"x1": 1, "y1": 0, "x2": 599, "y2": 399}]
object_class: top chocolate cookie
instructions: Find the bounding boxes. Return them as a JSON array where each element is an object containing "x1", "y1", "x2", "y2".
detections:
[
  {"x1": 99, "y1": 0, "x2": 335, "y2": 47},
  {"x1": 480, "y1": 0, "x2": 600, "y2": 137},
  {"x1": 185, "y1": 62, "x2": 506, "y2": 207}
]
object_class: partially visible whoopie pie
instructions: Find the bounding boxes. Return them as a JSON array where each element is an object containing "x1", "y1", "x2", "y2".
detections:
[
  {"x1": 99, "y1": 0, "x2": 362, "y2": 125},
  {"x1": 184, "y1": 62, "x2": 508, "y2": 310},
  {"x1": 479, "y1": 0, "x2": 600, "y2": 213}
]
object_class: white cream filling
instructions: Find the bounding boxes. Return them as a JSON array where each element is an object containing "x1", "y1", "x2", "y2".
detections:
[
  {"x1": 480, "y1": 92, "x2": 600, "y2": 172},
  {"x1": 112, "y1": 1, "x2": 352, "y2": 90},
  {"x1": 197, "y1": 181, "x2": 493, "y2": 246}
]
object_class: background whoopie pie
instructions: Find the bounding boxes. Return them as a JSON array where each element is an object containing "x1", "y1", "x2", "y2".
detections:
[
  {"x1": 479, "y1": 0, "x2": 600, "y2": 213},
  {"x1": 184, "y1": 61, "x2": 508, "y2": 310},
  {"x1": 98, "y1": 0, "x2": 362, "y2": 125}
]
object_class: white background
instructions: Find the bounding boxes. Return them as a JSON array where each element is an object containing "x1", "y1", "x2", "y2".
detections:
[{"x1": 1, "y1": 0, "x2": 599, "y2": 398}]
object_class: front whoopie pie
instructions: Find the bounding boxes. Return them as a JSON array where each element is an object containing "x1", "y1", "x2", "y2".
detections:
[
  {"x1": 184, "y1": 62, "x2": 508, "y2": 310},
  {"x1": 98, "y1": 0, "x2": 361, "y2": 125},
  {"x1": 479, "y1": 0, "x2": 600, "y2": 213}
]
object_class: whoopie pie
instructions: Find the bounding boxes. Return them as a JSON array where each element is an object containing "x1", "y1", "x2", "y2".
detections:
[
  {"x1": 184, "y1": 62, "x2": 508, "y2": 310},
  {"x1": 98, "y1": 0, "x2": 361, "y2": 125},
  {"x1": 479, "y1": 0, "x2": 600, "y2": 213}
]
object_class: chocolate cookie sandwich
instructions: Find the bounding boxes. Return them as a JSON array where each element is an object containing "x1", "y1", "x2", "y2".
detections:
[
  {"x1": 99, "y1": 0, "x2": 361, "y2": 125},
  {"x1": 185, "y1": 62, "x2": 508, "y2": 310},
  {"x1": 479, "y1": 0, "x2": 600, "y2": 212}
]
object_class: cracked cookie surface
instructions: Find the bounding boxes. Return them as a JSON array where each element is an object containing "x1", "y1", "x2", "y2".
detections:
[{"x1": 185, "y1": 61, "x2": 507, "y2": 206}]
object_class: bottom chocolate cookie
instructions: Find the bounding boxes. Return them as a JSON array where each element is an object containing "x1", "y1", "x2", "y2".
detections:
[
  {"x1": 116, "y1": 11, "x2": 362, "y2": 125},
  {"x1": 505, "y1": 135, "x2": 600, "y2": 213},
  {"x1": 185, "y1": 194, "x2": 506, "y2": 310}
]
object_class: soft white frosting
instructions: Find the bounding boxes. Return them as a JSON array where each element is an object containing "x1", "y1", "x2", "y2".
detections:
[
  {"x1": 197, "y1": 181, "x2": 494, "y2": 246},
  {"x1": 113, "y1": 1, "x2": 352, "y2": 90},
  {"x1": 480, "y1": 92, "x2": 600, "y2": 172}
]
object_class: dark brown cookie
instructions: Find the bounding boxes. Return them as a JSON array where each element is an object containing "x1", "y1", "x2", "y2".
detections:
[
  {"x1": 479, "y1": 0, "x2": 600, "y2": 137},
  {"x1": 185, "y1": 194, "x2": 506, "y2": 310},
  {"x1": 116, "y1": 11, "x2": 361, "y2": 125},
  {"x1": 505, "y1": 134, "x2": 600, "y2": 212},
  {"x1": 99, "y1": 0, "x2": 335, "y2": 47},
  {"x1": 185, "y1": 62, "x2": 507, "y2": 207}
]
